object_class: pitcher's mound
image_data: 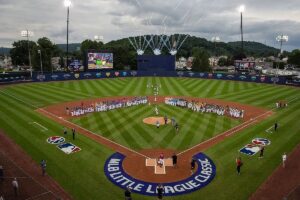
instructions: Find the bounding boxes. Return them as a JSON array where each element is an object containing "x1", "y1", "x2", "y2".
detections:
[{"x1": 143, "y1": 117, "x2": 171, "y2": 126}]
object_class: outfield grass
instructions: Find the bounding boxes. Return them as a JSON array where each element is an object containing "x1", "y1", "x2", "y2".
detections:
[{"x1": 0, "y1": 77, "x2": 299, "y2": 200}]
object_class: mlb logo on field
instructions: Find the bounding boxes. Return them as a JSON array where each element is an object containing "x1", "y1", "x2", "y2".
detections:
[
  {"x1": 47, "y1": 136, "x2": 65, "y2": 145},
  {"x1": 57, "y1": 143, "x2": 81, "y2": 154},
  {"x1": 252, "y1": 138, "x2": 271, "y2": 146},
  {"x1": 239, "y1": 144, "x2": 261, "y2": 156}
]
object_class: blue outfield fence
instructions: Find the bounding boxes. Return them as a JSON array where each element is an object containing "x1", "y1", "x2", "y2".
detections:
[{"x1": 1, "y1": 70, "x2": 299, "y2": 86}]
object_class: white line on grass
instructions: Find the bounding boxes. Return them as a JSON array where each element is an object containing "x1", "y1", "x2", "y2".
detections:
[
  {"x1": 0, "y1": 90, "x2": 149, "y2": 159},
  {"x1": 265, "y1": 126, "x2": 273, "y2": 133},
  {"x1": 29, "y1": 122, "x2": 48, "y2": 132}
]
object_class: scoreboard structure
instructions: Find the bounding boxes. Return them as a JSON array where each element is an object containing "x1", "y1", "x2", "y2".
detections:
[{"x1": 137, "y1": 55, "x2": 175, "y2": 72}]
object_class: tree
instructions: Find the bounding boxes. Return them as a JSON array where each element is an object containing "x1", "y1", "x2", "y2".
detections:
[
  {"x1": 288, "y1": 49, "x2": 300, "y2": 67},
  {"x1": 192, "y1": 47, "x2": 210, "y2": 72},
  {"x1": 32, "y1": 37, "x2": 60, "y2": 72},
  {"x1": 80, "y1": 39, "x2": 104, "y2": 69},
  {"x1": 10, "y1": 40, "x2": 37, "y2": 66},
  {"x1": 218, "y1": 57, "x2": 227, "y2": 66}
]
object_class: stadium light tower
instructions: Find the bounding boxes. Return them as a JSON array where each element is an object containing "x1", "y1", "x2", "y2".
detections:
[
  {"x1": 21, "y1": 30, "x2": 34, "y2": 77},
  {"x1": 37, "y1": 49, "x2": 43, "y2": 74},
  {"x1": 94, "y1": 35, "x2": 104, "y2": 42},
  {"x1": 276, "y1": 34, "x2": 288, "y2": 56},
  {"x1": 64, "y1": 0, "x2": 72, "y2": 70},
  {"x1": 238, "y1": 5, "x2": 245, "y2": 54},
  {"x1": 211, "y1": 36, "x2": 221, "y2": 66}
]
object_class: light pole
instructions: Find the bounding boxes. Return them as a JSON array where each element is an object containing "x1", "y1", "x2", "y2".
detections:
[
  {"x1": 94, "y1": 35, "x2": 104, "y2": 42},
  {"x1": 38, "y1": 49, "x2": 43, "y2": 74},
  {"x1": 275, "y1": 34, "x2": 288, "y2": 79},
  {"x1": 238, "y1": 5, "x2": 245, "y2": 55},
  {"x1": 64, "y1": 0, "x2": 72, "y2": 71},
  {"x1": 21, "y1": 30, "x2": 34, "y2": 78},
  {"x1": 211, "y1": 36, "x2": 221, "y2": 66}
]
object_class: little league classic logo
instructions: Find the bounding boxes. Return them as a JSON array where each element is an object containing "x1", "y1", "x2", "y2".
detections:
[
  {"x1": 47, "y1": 136, "x2": 65, "y2": 145},
  {"x1": 104, "y1": 152, "x2": 216, "y2": 197},
  {"x1": 57, "y1": 143, "x2": 81, "y2": 154}
]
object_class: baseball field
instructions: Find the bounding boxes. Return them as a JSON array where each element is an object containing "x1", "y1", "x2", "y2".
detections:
[{"x1": 0, "y1": 77, "x2": 300, "y2": 200}]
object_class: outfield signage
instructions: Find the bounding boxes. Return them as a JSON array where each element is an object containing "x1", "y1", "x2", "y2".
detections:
[{"x1": 104, "y1": 152, "x2": 216, "y2": 196}]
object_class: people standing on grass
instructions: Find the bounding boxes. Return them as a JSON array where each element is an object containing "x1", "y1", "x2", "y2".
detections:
[
  {"x1": 274, "y1": 122, "x2": 278, "y2": 132},
  {"x1": 72, "y1": 128, "x2": 76, "y2": 140},
  {"x1": 282, "y1": 152, "x2": 287, "y2": 168},
  {"x1": 259, "y1": 146, "x2": 265, "y2": 158},
  {"x1": 175, "y1": 123, "x2": 179, "y2": 134},
  {"x1": 124, "y1": 186, "x2": 132, "y2": 200},
  {"x1": 63, "y1": 127, "x2": 67, "y2": 135},
  {"x1": 236, "y1": 157, "x2": 243, "y2": 175},
  {"x1": 156, "y1": 184, "x2": 164, "y2": 200},
  {"x1": 12, "y1": 178, "x2": 19, "y2": 196}
]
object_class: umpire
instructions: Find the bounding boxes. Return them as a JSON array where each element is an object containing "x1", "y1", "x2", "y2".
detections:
[{"x1": 124, "y1": 187, "x2": 132, "y2": 200}]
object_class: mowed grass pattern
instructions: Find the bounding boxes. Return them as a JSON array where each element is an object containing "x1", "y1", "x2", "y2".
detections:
[
  {"x1": 71, "y1": 104, "x2": 240, "y2": 150},
  {"x1": 0, "y1": 77, "x2": 299, "y2": 200}
]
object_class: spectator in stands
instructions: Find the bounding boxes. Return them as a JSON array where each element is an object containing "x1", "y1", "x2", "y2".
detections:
[{"x1": 12, "y1": 178, "x2": 19, "y2": 196}]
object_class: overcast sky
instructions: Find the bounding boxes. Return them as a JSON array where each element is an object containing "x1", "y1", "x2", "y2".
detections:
[{"x1": 0, "y1": 0, "x2": 299, "y2": 51}]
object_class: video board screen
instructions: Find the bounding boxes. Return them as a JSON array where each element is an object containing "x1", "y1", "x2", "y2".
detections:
[{"x1": 88, "y1": 52, "x2": 113, "y2": 70}]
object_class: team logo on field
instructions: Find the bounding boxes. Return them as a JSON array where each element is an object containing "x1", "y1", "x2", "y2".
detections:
[
  {"x1": 57, "y1": 143, "x2": 81, "y2": 154},
  {"x1": 47, "y1": 136, "x2": 65, "y2": 145},
  {"x1": 252, "y1": 138, "x2": 271, "y2": 146},
  {"x1": 239, "y1": 138, "x2": 271, "y2": 156}
]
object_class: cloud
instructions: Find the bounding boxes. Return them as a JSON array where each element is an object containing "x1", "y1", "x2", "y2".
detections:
[{"x1": 0, "y1": 0, "x2": 299, "y2": 51}]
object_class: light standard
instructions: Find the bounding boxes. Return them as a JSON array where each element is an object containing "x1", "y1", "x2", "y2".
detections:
[
  {"x1": 275, "y1": 34, "x2": 288, "y2": 79},
  {"x1": 37, "y1": 49, "x2": 43, "y2": 74},
  {"x1": 21, "y1": 30, "x2": 34, "y2": 77},
  {"x1": 64, "y1": 0, "x2": 72, "y2": 70},
  {"x1": 238, "y1": 5, "x2": 245, "y2": 54},
  {"x1": 211, "y1": 36, "x2": 221, "y2": 66},
  {"x1": 94, "y1": 35, "x2": 104, "y2": 42}
]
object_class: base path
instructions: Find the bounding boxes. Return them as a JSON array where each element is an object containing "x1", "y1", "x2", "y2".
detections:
[
  {"x1": 250, "y1": 144, "x2": 300, "y2": 200},
  {"x1": 0, "y1": 130, "x2": 72, "y2": 200}
]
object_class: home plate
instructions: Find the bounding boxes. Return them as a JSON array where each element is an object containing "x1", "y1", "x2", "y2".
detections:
[{"x1": 146, "y1": 158, "x2": 173, "y2": 175}]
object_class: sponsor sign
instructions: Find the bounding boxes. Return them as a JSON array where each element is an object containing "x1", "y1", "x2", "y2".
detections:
[
  {"x1": 239, "y1": 138, "x2": 271, "y2": 156},
  {"x1": 260, "y1": 76, "x2": 266, "y2": 82},
  {"x1": 96, "y1": 73, "x2": 102, "y2": 78},
  {"x1": 104, "y1": 152, "x2": 216, "y2": 196},
  {"x1": 199, "y1": 73, "x2": 205, "y2": 77},
  {"x1": 57, "y1": 143, "x2": 81, "y2": 154},
  {"x1": 131, "y1": 71, "x2": 137, "y2": 76},
  {"x1": 47, "y1": 136, "x2": 65, "y2": 145},
  {"x1": 106, "y1": 72, "x2": 111, "y2": 77},
  {"x1": 63, "y1": 74, "x2": 72, "y2": 79},
  {"x1": 37, "y1": 74, "x2": 46, "y2": 81},
  {"x1": 271, "y1": 77, "x2": 279, "y2": 83},
  {"x1": 83, "y1": 73, "x2": 92, "y2": 78},
  {"x1": 189, "y1": 72, "x2": 195, "y2": 77},
  {"x1": 74, "y1": 74, "x2": 80, "y2": 79},
  {"x1": 226, "y1": 75, "x2": 234, "y2": 79},
  {"x1": 239, "y1": 75, "x2": 247, "y2": 80},
  {"x1": 216, "y1": 74, "x2": 223, "y2": 79},
  {"x1": 251, "y1": 76, "x2": 257, "y2": 81},
  {"x1": 115, "y1": 72, "x2": 120, "y2": 77},
  {"x1": 208, "y1": 73, "x2": 213, "y2": 78},
  {"x1": 51, "y1": 74, "x2": 59, "y2": 80},
  {"x1": 122, "y1": 72, "x2": 127, "y2": 77}
]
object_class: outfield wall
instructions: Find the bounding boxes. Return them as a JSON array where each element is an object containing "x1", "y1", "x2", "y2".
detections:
[{"x1": 1, "y1": 71, "x2": 299, "y2": 86}]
